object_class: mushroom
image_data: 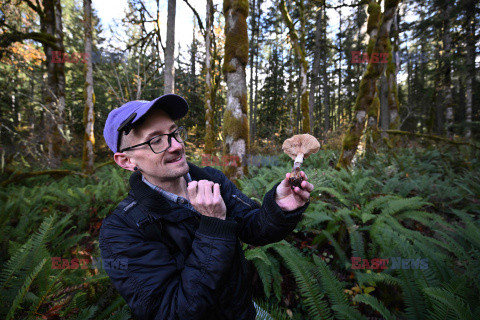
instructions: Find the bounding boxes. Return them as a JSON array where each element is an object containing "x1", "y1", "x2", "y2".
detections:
[{"x1": 282, "y1": 134, "x2": 320, "y2": 189}]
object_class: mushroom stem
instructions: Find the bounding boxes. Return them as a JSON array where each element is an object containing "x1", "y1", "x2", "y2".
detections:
[{"x1": 294, "y1": 153, "x2": 305, "y2": 165}]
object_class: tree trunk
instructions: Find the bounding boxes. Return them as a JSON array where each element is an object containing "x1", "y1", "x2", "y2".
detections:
[
  {"x1": 337, "y1": 3, "x2": 343, "y2": 130},
  {"x1": 465, "y1": 0, "x2": 475, "y2": 140},
  {"x1": 164, "y1": 0, "x2": 176, "y2": 94},
  {"x1": 223, "y1": 0, "x2": 249, "y2": 179},
  {"x1": 380, "y1": 72, "x2": 389, "y2": 138},
  {"x1": 41, "y1": 0, "x2": 66, "y2": 168},
  {"x1": 322, "y1": 3, "x2": 330, "y2": 135},
  {"x1": 82, "y1": 0, "x2": 95, "y2": 174},
  {"x1": 309, "y1": 6, "x2": 322, "y2": 136},
  {"x1": 387, "y1": 9, "x2": 400, "y2": 129},
  {"x1": 204, "y1": 0, "x2": 215, "y2": 154},
  {"x1": 337, "y1": 0, "x2": 400, "y2": 169},
  {"x1": 442, "y1": 2, "x2": 454, "y2": 138},
  {"x1": 280, "y1": 0, "x2": 310, "y2": 133},
  {"x1": 249, "y1": 0, "x2": 256, "y2": 149},
  {"x1": 253, "y1": 17, "x2": 259, "y2": 146}
]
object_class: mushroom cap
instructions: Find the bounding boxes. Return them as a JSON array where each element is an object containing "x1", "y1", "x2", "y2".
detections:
[{"x1": 282, "y1": 134, "x2": 321, "y2": 161}]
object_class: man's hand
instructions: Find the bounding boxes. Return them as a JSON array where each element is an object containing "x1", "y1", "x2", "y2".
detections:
[
  {"x1": 275, "y1": 171, "x2": 313, "y2": 212},
  {"x1": 187, "y1": 180, "x2": 227, "y2": 220}
]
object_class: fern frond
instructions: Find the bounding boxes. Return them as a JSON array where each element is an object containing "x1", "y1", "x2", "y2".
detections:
[
  {"x1": 424, "y1": 287, "x2": 473, "y2": 320},
  {"x1": 75, "y1": 306, "x2": 99, "y2": 320},
  {"x1": 312, "y1": 255, "x2": 362, "y2": 320},
  {"x1": 353, "y1": 294, "x2": 395, "y2": 320},
  {"x1": 272, "y1": 242, "x2": 333, "y2": 320},
  {"x1": 104, "y1": 305, "x2": 131, "y2": 320},
  {"x1": 397, "y1": 269, "x2": 427, "y2": 320},
  {"x1": 6, "y1": 258, "x2": 47, "y2": 320},
  {"x1": 330, "y1": 305, "x2": 368, "y2": 320}
]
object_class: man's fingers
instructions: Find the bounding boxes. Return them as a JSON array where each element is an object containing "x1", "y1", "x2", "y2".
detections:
[
  {"x1": 300, "y1": 171, "x2": 308, "y2": 181},
  {"x1": 213, "y1": 183, "x2": 221, "y2": 201},
  {"x1": 187, "y1": 181, "x2": 198, "y2": 199},
  {"x1": 198, "y1": 180, "x2": 214, "y2": 202},
  {"x1": 293, "y1": 186, "x2": 310, "y2": 202},
  {"x1": 301, "y1": 180, "x2": 314, "y2": 192}
]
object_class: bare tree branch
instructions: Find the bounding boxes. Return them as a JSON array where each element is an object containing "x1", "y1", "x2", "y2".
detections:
[{"x1": 183, "y1": 0, "x2": 205, "y2": 37}]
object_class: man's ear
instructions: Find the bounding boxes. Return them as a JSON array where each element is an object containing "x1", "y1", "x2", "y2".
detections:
[{"x1": 114, "y1": 152, "x2": 136, "y2": 172}]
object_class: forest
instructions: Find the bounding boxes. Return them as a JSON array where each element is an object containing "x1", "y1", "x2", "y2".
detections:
[{"x1": 1, "y1": 0, "x2": 479, "y2": 319}]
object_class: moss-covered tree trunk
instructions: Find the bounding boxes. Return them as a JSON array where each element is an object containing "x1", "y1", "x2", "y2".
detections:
[
  {"x1": 82, "y1": 0, "x2": 95, "y2": 174},
  {"x1": 387, "y1": 10, "x2": 400, "y2": 130},
  {"x1": 204, "y1": 0, "x2": 215, "y2": 154},
  {"x1": 41, "y1": 0, "x2": 66, "y2": 169},
  {"x1": 379, "y1": 73, "x2": 389, "y2": 137},
  {"x1": 223, "y1": 0, "x2": 249, "y2": 180},
  {"x1": 280, "y1": 0, "x2": 310, "y2": 134},
  {"x1": 337, "y1": 0, "x2": 400, "y2": 169}
]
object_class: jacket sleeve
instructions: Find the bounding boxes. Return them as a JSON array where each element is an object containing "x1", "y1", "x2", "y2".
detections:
[
  {"x1": 204, "y1": 167, "x2": 309, "y2": 246},
  {"x1": 99, "y1": 211, "x2": 238, "y2": 320}
]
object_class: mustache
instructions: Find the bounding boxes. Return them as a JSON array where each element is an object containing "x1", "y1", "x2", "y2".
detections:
[{"x1": 165, "y1": 151, "x2": 184, "y2": 162}]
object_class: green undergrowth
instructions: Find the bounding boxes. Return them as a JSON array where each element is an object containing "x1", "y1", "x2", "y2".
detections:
[
  {"x1": 240, "y1": 147, "x2": 480, "y2": 319},
  {"x1": 1, "y1": 147, "x2": 479, "y2": 319}
]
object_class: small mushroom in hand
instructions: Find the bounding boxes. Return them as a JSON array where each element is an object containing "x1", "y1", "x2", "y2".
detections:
[{"x1": 282, "y1": 134, "x2": 320, "y2": 189}]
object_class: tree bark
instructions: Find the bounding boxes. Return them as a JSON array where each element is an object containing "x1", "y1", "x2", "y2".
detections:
[
  {"x1": 442, "y1": 1, "x2": 454, "y2": 138},
  {"x1": 82, "y1": 0, "x2": 95, "y2": 174},
  {"x1": 253, "y1": 0, "x2": 259, "y2": 146},
  {"x1": 464, "y1": 0, "x2": 475, "y2": 140},
  {"x1": 204, "y1": 0, "x2": 215, "y2": 154},
  {"x1": 380, "y1": 72, "x2": 389, "y2": 138},
  {"x1": 223, "y1": 0, "x2": 249, "y2": 179},
  {"x1": 322, "y1": 4, "x2": 330, "y2": 135},
  {"x1": 337, "y1": 0, "x2": 400, "y2": 169},
  {"x1": 387, "y1": 9, "x2": 399, "y2": 129},
  {"x1": 249, "y1": 0, "x2": 256, "y2": 149},
  {"x1": 309, "y1": 5, "x2": 322, "y2": 136},
  {"x1": 164, "y1": 0, "x2": 176, "y2": 94},
  {"x1": 280, "y1": 0, "x2": 310, "y2": 133},
  {"x1": 41, "y1": 0, "x2": 66, "y2": 168}
]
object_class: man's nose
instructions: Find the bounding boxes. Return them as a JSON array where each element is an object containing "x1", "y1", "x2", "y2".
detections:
[{"x1": 168, "y1": 136, "x2": 183, "y2": 152}]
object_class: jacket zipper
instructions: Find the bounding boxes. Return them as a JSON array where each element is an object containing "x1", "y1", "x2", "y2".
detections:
[{"x1": 232, "y1": 194, "x2": 252, "y2": 209}]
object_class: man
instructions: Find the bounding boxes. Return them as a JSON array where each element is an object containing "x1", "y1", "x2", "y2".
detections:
[{"x1": 99, "y1": 94, "x2": 313, "y2": 320}]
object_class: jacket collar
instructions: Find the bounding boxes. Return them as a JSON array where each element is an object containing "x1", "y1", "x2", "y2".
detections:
[{"x1": 129, "y1": 162, "x2": 214, "y2": 217}]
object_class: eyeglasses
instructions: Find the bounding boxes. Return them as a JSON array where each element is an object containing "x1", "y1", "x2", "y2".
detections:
[{"x1": 119, "y1": 126, "x2": 188, "y2": 154}]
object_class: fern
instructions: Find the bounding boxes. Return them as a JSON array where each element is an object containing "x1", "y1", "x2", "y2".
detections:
[
  {"x1": 313, "y1": 256, "x2": 352, "y2": 313},
  {"x1": 96, "y1": 295, "x2": 128, "y2": 320},
  {"x1": 253, "y1": 300, "x2": 291, "y2": 320},
  {"x1": 6, "y1": 258, "x2": 47, "y2": 320},
  {"x1": 272, "y1": 242, "x2": 334, "y2": 320},
  {"x1": 424, "y1": 287, "x2": 473, "y2": 320},
  {"x1": 75, "y1": 306, "x2": 99, "y2": 320}
]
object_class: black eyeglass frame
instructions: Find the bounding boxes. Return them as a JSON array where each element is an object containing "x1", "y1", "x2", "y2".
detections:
[{"x1": 119, "y1": 126, "x2": 187, "y2": 154}]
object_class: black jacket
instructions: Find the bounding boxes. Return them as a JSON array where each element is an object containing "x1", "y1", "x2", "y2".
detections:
[{"x1": 99, "y1": 163, "x2": 308, "y2": 319}]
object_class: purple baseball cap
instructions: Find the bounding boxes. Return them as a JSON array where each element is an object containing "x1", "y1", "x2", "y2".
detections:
[{"x1": 103, "y1": 94, "x2": 188, "y2": 153}]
